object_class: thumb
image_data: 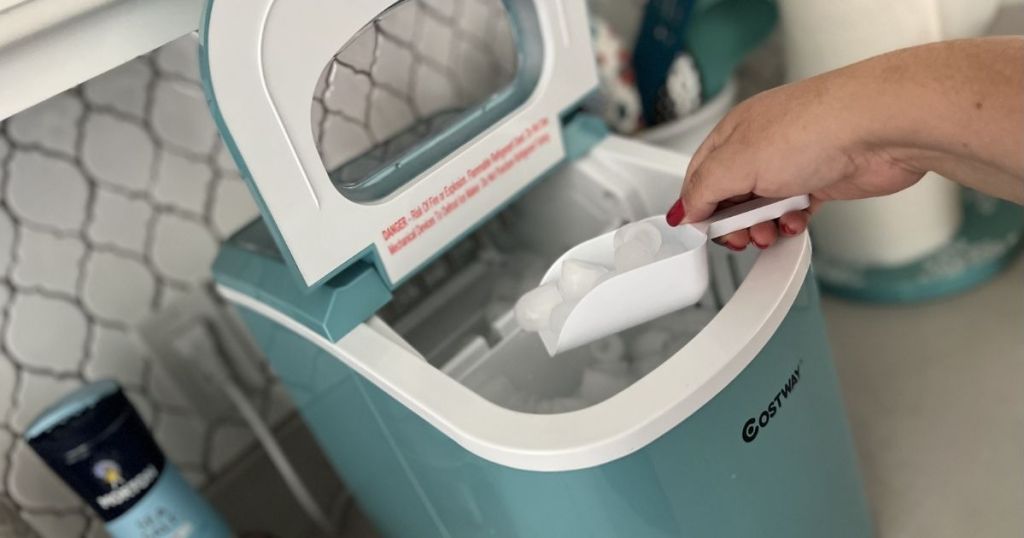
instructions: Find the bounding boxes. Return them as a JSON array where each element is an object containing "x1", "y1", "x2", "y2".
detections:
[{"x1": 676, "y1": 144, "x2": 755, "y2": 224}]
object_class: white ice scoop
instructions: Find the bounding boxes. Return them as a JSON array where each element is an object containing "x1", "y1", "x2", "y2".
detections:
[{"x1": 536, "y1": 195, "x2": 810, "y2": 355}]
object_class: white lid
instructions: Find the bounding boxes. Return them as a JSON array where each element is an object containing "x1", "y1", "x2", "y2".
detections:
[{"x1": 200, "y1": 0, "x2": 600, "y2": 288}]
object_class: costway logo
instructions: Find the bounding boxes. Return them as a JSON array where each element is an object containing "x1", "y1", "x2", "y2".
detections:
[{"x1": 742, "y1": 361, "x2": 803, "y2": 443}]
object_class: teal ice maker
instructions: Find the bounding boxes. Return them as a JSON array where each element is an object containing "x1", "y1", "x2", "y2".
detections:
[{"x1": 200, "y1": 0, "x2": 872, "y2": 536}]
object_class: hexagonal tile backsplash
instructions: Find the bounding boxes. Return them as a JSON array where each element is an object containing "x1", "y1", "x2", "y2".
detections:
[
  {"x1": 0, "y1": 35, "x2": 270, "y2": 537},
  {"x1": 0, "y1": 0, "x2": 519, "y2": 533}
]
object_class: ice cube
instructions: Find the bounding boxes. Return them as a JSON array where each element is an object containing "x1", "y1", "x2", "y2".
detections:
[
  {"x1": 550, "y1": 396, "x2": 588, "y2": 413},
  {"x1": 533, "y1": 396, "x2": 589, "y2": 414},
  {"x1": 514, "y1": 283, "x2": 562, "y2": 332},
  {"x1": 533, "y1": 397, "x2": 558, "y2": 414},
  {"x1": 629, "y1": 329, "x2": 672, "y2": 378},
  {"x1": 613, "y1": 222, "x2": 663, "y2": 253},
  {"x1": 614, "y1": 239, "x2": 657, "y2": 272},
  {"x1": 629, "y1": 328, "x2": 673, "y2": 362},
  {"x1": 654, "y1": 308, "x2": 716, "y2": 335},
  {"x1": 548, "y1": 300, "x2": 575, "y2": 334},
  {"x1": 502, "y1": 389, "x2": 534, "y2": 413},
  {"x1": 632, "y1": 355, "x2": 665, "y2": 378},
  {"x1": 558, "y1": 259, "x2": 610, "y2": 302},
  {"x1": 474, "y1": 376, "x2": 517, "y2": 405},
  {"x1": 516, "y1": 394, "x2": 544, "y2": 414},
  {"x1": 592, "y1": 359, "x2": 630, "y2": 376},
  {"x1": 668, "y1": 333, "x2": 696, "y2": 355},
  {"x1": 578, "y1": 367, "x2": 633, "y2": 404},
  {"x1": 590, "y1": 335, "x2": 626, "y2": 362},
  {"x1": 589, "y1": 336, "x2": 629, "y2": 375}
]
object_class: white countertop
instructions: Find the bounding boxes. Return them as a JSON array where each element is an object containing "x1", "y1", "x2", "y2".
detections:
[{"x1": 824, "y1": 254, "x2": 1024, "y2": 538}]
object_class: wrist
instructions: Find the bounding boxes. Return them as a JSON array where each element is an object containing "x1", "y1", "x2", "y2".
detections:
[{"x1": 826, "y1": 49, "x2": 944, "y2": 174}]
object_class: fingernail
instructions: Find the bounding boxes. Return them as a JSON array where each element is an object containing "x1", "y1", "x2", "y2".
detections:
[
  {"x1": 752, "y1": 239, "x2": 768, "y2": 249},
  {"x1": 780, "y1": 223, "x2": 795, "y2": 235},
  {"x1": 666, "y1": 199, "x2": 686, "y2": 227},
  {"x1": 726, "y1": 242, "x2": 746, "y2": 252}
]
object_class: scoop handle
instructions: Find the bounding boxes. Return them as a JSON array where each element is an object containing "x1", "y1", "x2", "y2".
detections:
[{"x1": 704, "y1": 195, "x2": 811, "y2": 239}]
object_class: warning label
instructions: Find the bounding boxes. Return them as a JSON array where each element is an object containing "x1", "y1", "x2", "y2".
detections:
[{"x1": 382, "y1": 117, "x2": 552, "y2": 255}]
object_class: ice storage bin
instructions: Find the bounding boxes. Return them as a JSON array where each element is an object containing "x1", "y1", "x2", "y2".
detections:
[
  {"x1": 215, "y1": 157, "x2": 871, "y2": 538},
  {"x1": 200, "y1": 0, "x2": 872, "y2": 536}
]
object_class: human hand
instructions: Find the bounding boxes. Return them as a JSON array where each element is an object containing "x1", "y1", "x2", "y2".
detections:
[{"x1": 665, "y1": 72, "x2": 925, "y2": 250}]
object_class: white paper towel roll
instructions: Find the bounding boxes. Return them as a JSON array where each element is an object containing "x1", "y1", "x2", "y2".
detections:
[
  {"x1": 779, "y1": 0, "x2": 998, "y2": 266},
  {"x1": 781, "y1": 0, "x2": 943, "y2": 80},
  {"x1": 812, "y1": 172, "x2": 962, "y2": 266},
  {"x1": 780, "y1": 0, "x2": 1003, "y2": 79}
]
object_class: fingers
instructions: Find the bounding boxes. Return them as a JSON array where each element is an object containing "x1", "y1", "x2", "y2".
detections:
[
  {"x1": 778, "y1": 210, "x2": 810, "y2": 236},
  {"x1": 749, "y1": 221, "x2": 778, "y2": 248},
  {"x1": 680, "y1": 132, "x2": 717, "y2": 191},
  {"x1": 778, "y1": 196, "x2": 824, "y2": 236},
  {"x1": 679, "y1": 120, "x2": 725, "y2": 192},
  {"x1": 668, "y1": 137, "x2": 718, "y2": 227},
  {"x1": 715, "y1": 221, "x2": 776, "y2": 250},
  {"x1": 715, "y1": 229, "x2": 750, "y2": 251},
  {"x1": 808, "y1": 195, "x2": 825, "y2": 214},
  {"x1": 675, "y1": 143, "x2": 755, "y2": 225},
  {"x1": 715, "y1": 204, "x2": 824, "y2": 250}
]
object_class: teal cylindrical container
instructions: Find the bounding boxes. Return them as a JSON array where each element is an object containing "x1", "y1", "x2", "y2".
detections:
[{"x1": 25, "y1": 380, "x2": 231, "y2": 538}]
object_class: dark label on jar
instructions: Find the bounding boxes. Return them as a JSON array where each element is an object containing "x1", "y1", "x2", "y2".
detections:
[{"x1": 27, "y1": 388, "x2": 166, "y2": 521}]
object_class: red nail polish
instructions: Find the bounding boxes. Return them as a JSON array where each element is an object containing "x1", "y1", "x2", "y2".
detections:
[{"x1": 665, "y1": 199, "x2": 686, "y2": 227}]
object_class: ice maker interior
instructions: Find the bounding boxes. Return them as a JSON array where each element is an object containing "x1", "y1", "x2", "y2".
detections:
[{"x1": 374, "y1": 159, "x2": 763, "y2": 414}]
